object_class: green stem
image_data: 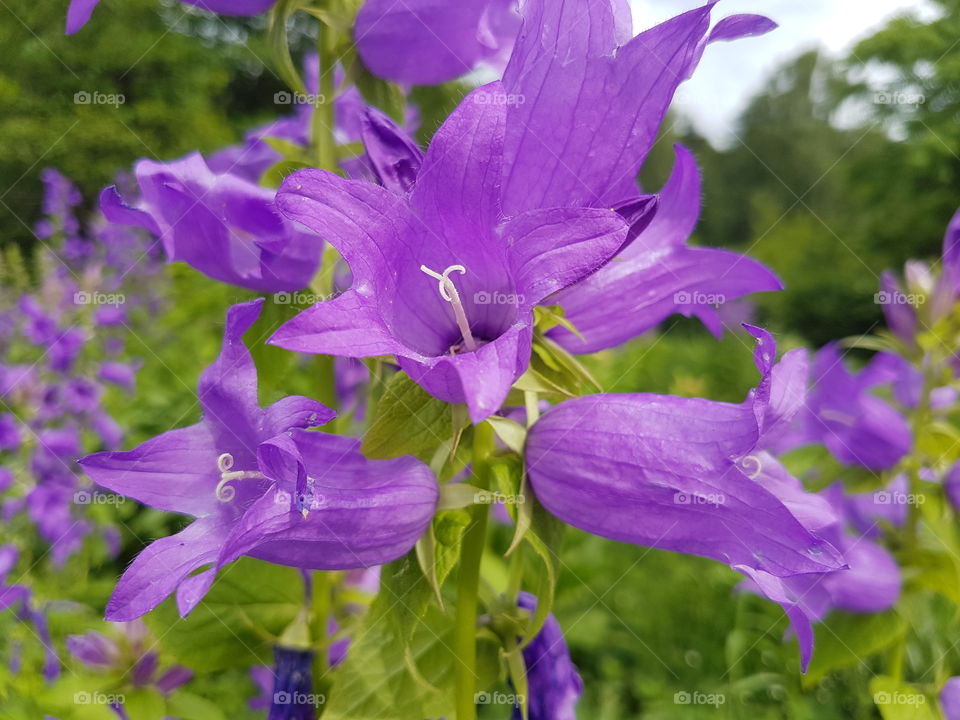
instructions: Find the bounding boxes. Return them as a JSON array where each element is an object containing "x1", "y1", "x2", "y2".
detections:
[
  {"x1": 311, "y1": 570, "x2": 331, "y2": 692},
  {"x1": 312, "y1": 23, "x2": 338, "y2": 172},
  {"x1": 455, "y1": 423, "x2": 495, "y2": 720}
]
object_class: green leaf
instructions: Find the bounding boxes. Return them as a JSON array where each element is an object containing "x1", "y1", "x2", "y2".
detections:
[
  {"x1": 517, "y1": 496, "x2": 564, "y2": 645},
  {"x1": 259, "y1": 159, "x2": 312, "y2": 189},
  {"x1": 804, "y1": 611, "x2": 907, "y2": 685},
  {"x1": 261, "y1": 136, "x2": 309, "y2": 162},
  {"x1": 323, "y1": 553, "x2": 498, "y2": 719},
  {"x1": 267, "y1": 0, "x2": 308, "y2": 95},
  {"x1": 362, "y1": 371, "x2": 467, "y2": 461},
  {"x1": 122, "y1": 688, "x2": 166, "y2": 720},
  {"x1": 870, "y1": 676, "x2": 937, "y2": 720},
  {"x1": 344, "y1": 51, "x2": 406, "y2": 123},
  {"x1": 146, "y1": 557, "x2": 304, "y2": 672},
  {"x1": 165, "y1": 692, "x2": 227, "y2": 720},
  {"x1": 487, "y1": 415, "x2": 527, "y2": 455}
]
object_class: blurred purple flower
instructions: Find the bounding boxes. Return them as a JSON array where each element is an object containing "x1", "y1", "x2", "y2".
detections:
[{"x1": 67, "y1": 0, "x2": 277, "y2": 34}]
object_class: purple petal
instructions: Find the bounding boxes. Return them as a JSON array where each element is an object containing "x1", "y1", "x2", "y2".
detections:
[
  {"x1": 526, "y1": 395, "x2": 843, "y2": 577},
  {"x1": 550, "y1": 147, "x2": 780, "y2": 352},
  {"x1": 156, "y1": 665, "x2": 193, "y2": 694},
  {"x1": 79, "y1": 423, "x2": 220, "y2": 517},
  {"x1": 105, "y1": 517, "x2": 230, "y2": 621},
  {"x1": 941, "y1": 208, "x2": 960, "y2": 291},
  {"x1": 355, "y1": 0, "x2": 518, "y2": 84},
  {"x1": 941, "y1": 677, "x2": 960, "y2": 720},
  {"x1": 879, "y1": 271, "x2": 917, "y2": 345},
  {"x1": 66, "y1": 0, "x2": 100, "y2": 34},
  {"x1": 708, "y1": 14, "x2": 778, "y2": 43},
  {"x1": 66, "y1": 632, "x2": 119, "y2": 666},
  {"x1": 503, "y1": 207, "x2": 628, "y2": 306},
  {"x1": 359, "y1": 108, "x2": 424, "y2": 194}
]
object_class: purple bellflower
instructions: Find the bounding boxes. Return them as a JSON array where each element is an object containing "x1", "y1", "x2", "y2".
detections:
[
  {"x1": 67, "y1": 0, "x2": 277, "y2": 34},
  {"x1": 355, "y1": 0, "x2": 522, "y2": 85},
  {"x1": 269, "y1": 84, "x2": 630, "y2": 422},
  {"x1": 511, "y1": 592, "x2": 583, "y2": 720},
  {"x1": 496, "y1": 0, "x2": 780, "y2": 351},
  {"x1": 776, "y1": 344, "x2": 912, "y2": 471},
  {"x1": 525, "y1": 326, "x2": 845, "y2": 670},
  {"x1": 100, "y1": 152, "x2": 322, "y2": 293},
  {"x1": 880, "y1": 207, "x2": 960, "y2": 346},
  {"x1": 79, "y1": 298, "x2": 438, "y2": 620},
  {"x1": 943, "y1": 677, "x2": 960, "y2": 720}
]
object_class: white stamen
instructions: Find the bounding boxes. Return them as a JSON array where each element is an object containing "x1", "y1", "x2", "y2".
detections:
[
  {"x1": 216, "y1": 453, "x2": 266, "y2": 502},
  {"x1": 419, "y1": 264, "x2": 477, "y2": 352}
]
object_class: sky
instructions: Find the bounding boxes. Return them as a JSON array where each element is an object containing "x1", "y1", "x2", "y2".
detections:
[{"x1": 628, "y1": 0, "x2": 940, "y2": 146}]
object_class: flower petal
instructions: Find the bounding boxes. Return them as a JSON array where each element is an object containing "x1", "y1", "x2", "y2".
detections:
[{"x1": 105, "y1": 517, "x2": 230, "y2": 621}]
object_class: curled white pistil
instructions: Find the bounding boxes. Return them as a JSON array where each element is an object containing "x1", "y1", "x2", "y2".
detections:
[
  {"x1": 419, "y1": 264, "x2": 477, "y2": 352},
  {"x1": 216, "y1": 453, "x2": 265, "y2": 502}
]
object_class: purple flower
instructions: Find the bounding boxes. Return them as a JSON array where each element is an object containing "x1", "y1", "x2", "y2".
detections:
[
  {"x1": 798, "y1": 344, "x2": 912, "y2": 470},
  {"x1": 265, "y1": 647, "x2": 315, "y2": 720},
  {"x1": 497, "y1": 1, "x2": 779, "y2": 350},
  {"x1": 270, "y1": 84, "x2": 629, "y2": 422},
  {"x1": 48, "y1": 328, "x2": 87, "y2": 374},
  {"x1": 511, "y1": 592, "x2": 582, "y2": 720},
  {"x1": 942, "y1": 677, "x2": 960, "y2": 720},
  {"x1": 100, "y1": 153, "x2": 321, "y2": 292},
  {"x1": 355, "y1": 0, "x2": 521, "y2": 84},
  {"x1": 0, "y1": 546, "x2": 29, "y2": 611},
  {"x1": 0, "y1": 413, "x2": 21, "y2": 452},
  {"x1": 67, "y1": 0, "x2": 277, "y2": 34},
  {"x1": 98, "y1": 361, "x2": 139, "y2": 393},
  {"x1": 79, "y1": 299, "x2": 437, "y2": 620},
  {"x1": 550, "y1": 146, "x2": 782, "y2": 352},
  {"x1": 525, "y1": 326, "x2": 844, "y2": 670}
]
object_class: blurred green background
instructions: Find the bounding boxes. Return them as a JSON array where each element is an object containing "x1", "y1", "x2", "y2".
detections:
[{"x1": 1, "y1": 0, "x2": 959, "y2": 717}]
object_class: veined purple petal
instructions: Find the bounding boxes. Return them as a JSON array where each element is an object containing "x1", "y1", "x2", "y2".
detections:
[
  {"x1": 105, "y1": 517, "x2": 230, "y2": 621},
  {"x1": 359, "y1": 108, "x2": 424, "y2": 195},
  {"x1": 551, "y1": 147, "x2": 780, "y2": 352},
  {"x1": 708, "y1": 14, "x2": 778, "y2": 42},
  {"x1": 355, "y1": 0, "x2": 520, "y2": 85},
  {"x1": 526, "y1": 395, "x2": 842, "y2": 577}
]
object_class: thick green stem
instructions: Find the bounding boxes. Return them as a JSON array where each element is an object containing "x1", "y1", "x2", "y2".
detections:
[
  {"x1": 455, "y1": 423, "x2": 495, "y2": 720},
  {"x1": 312, "y1": 23, "x2": 338, "y2": 172}
]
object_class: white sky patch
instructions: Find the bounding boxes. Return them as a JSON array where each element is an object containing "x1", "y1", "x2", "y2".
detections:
[{"x1": 628, "y1": 0, "x2": 940, "y2": 147}]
